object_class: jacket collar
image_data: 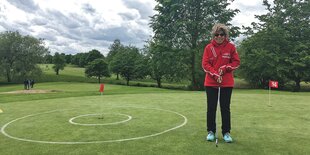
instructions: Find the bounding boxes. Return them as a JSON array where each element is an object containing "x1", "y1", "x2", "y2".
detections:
[{"x1": 211, "y1": 38, "x2": 228, "y2": 47}]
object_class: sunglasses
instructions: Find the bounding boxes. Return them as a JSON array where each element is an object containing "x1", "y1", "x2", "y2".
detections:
[{"x1": 214, "y1": 33, "x2": 226, "y2": 37}]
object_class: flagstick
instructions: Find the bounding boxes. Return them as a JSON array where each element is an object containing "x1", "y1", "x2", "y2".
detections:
[{"x1": 268, "y1": 86, "x2": 272, "y2": 107}]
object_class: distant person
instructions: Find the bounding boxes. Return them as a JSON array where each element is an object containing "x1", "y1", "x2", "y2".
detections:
[
  {"x1": 30, "y1": 79, "x2": 35, "y2": 88},
  {"x1": 27, "y1": 79, "x2": 31, "y2": 89},
  {"x1": 24, "y1": 79, "x2": 28, "y2": 89},
  {"x1": 24, "y1": 79, "x2": 31, "y2": 90},
  {"x1": 202, "y1": 23, "x2": 240, "y2": 143}
]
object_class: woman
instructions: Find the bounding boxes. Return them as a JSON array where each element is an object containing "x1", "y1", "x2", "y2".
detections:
[{"x1": 202, "y1": 23, "x2": 240, "y2": 143}]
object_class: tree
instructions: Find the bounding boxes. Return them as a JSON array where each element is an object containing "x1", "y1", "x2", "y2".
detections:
[
  {"x1": 107, "y1": 39, "x2": 122, "y2": 61},
  {"x1": 71, "y1": 53, "x2": 88, "y2": 67},
  {"x1": 65, "y1": 54, "x2": 72, "y2": 64},
  {"x1": 145, "y1": 40, "x2": 186, "y2": 88},
  {"x1": 85, "y1": 58, "x2": 110, "y2": 83},
  {"x1": 114, "y1": 46, "x2": 145, "y2": 85},
  {"x1": 52, "y1": 52, "x2": 66, "y2": 75},
  {"x1": 85, "y1": 49, "x2": 104, "y2": 64},
  {"x1": 107, "y1": 39, "x2": 124, "y2": 80},
  {"x1": 71, "y1": 53, "x2": 82, "y2": 66},
  {"x1": 44, "y1": 53, "x2": 54, "y2": 64},
  {"x1": 241, "y1": 0, "x2": 310, "y2": 91},
  {"x1": 150, "y1": 0, "x2": 239, "y2": 89},
  {"x1": 0, "y1": 31, "x2": 48, "y2": 82},
  {"x1": 134, "y1": 50, "x2": 150, "y2": 81},
  {"x1": 238, "y1": 29, "x2": 288, "y2": 88}
]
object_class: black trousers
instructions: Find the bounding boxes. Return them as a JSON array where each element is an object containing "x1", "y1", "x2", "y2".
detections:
[{"x1": 205, "y1": 87, "x2": 233, "y2": 135}]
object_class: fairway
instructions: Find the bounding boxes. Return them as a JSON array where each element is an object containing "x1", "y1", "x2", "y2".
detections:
[{"x1": 0, "y1": 82, "x2": 309, "y2": 155}]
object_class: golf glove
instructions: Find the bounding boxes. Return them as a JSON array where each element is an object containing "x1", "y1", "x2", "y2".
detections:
[
  {"x1": 213, "y1": 73, "x2": 222, "y2": 84},
  {"x1": 227, "y1": 66, "x2": 234, "y2": 72},
  {"x1": 218, "y1": 65, "x2": 227, "y2": 76}
]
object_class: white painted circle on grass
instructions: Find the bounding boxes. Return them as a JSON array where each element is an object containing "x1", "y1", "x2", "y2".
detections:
[
  {"x1": 69, "y1": 113, "x2": 132, "y2": 126},
  {"x1": 0, "y1": 107, "x2": 187, "y2": 144}
]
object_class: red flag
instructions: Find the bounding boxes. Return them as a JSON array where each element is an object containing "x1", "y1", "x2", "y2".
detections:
[
  {"x1": 99, "y1": 84, "x2": 104, "y2": 92},
  {"x1": 269, "y1": 80, "x2": 278, "y2": 88}
]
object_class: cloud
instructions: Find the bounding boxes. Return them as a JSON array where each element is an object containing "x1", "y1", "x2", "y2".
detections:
[
  {"x1": 31, "y1": 17, "x2": 48, "y2": 26},
  {"x1": 36, "y1": 30, "x2": 57, "y2": 41},
  {"x1": 1, "y1": 0, "x2": 271, "y2": 55},
  {"x1": 229, "y1": 0, "x2": 270, "y2": 28},
  {"x1": 45, "y1": 10, "x2": 82, "y2": 29},
  {"x1": 0, "y1": 0, "x2": 156, "y2": 55},
  {"x1": 119, "y1": 11, "x2": 140, "y2": 21},
  {"x1": 7, "y1": 0, "x2": 39, "y2": 13},
  {"x1": 82, "y1": 3, "x2": 96, "y2": 15},
  {"x1": 122, "y1": 0, "x2": 155, "y2": 19}
]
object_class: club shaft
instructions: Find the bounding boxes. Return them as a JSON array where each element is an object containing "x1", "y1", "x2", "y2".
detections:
[{"x1": 215, "y1": 87, "x2": 220, "y2": 146}]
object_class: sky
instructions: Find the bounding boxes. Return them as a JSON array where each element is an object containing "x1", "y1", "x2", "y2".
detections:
[{"x1": 0, "y1": 0, "x2": 271, "y2": 55}]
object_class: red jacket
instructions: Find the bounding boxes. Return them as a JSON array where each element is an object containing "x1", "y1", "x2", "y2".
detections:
[{"x1": 202, "y1": 39, "x2": 240, "y2": 87}]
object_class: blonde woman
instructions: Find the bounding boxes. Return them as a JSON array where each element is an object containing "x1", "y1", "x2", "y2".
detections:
[{"x1": 202, "y1": 23, "x2": 240, "y2": 143}]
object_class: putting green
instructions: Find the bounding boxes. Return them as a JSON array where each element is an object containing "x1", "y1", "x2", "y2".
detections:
[
  {"x1": 0, "y1": 96, "x2": 187, "y2": 144},
  {"x1": 0, "y1": 84, "x2": 309, "y2": 155}
]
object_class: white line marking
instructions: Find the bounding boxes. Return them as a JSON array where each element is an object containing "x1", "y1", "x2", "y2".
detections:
[
  {"x1": 69, "y1": 113, "x2": 132, "y2": 126},
  {"x1": 0, "y1": 107, "x2": 187, "y2": 144}
]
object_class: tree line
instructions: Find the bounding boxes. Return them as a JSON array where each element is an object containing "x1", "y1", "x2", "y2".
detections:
[
  {"x1": 43, "y1": 40, "x2": 149, "y2": 85},
  {"x1": 0, "y1": 0, "x2": 309, "y2": 91},
  {"x1": 238, "y1": 0, "x2": 310, "y2": 91}
]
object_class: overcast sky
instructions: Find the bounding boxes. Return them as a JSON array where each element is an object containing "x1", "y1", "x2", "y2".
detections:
[{"x1": 0, "y1": 0, "x2": 271, "y2": 55}]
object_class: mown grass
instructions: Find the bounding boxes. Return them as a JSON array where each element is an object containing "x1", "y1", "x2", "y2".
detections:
[
  {"x1": 0, "y1": 82, "x2": 309, "y2": 155},
  {"x1": 0, "y1": 82, "x2": 182, "y2": 104},
  {"x1": 36, "y1": 64, "x2": 97, "y2": 83},
  {"x1": 0, "y1": 65, "x2": 309, "y2": 154}
]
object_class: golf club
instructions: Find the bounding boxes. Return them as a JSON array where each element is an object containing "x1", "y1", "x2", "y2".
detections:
[{"x1": 215, "y1": 87, "x2": 220, "y2": 147}]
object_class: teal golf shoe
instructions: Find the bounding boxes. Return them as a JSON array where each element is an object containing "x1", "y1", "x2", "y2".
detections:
[
  {"x1": 223, "y1": 132, "x2": 233, "y2": 143},
  {"x1": 206, "y1": 131, "x2": 215, "y2": 141}
]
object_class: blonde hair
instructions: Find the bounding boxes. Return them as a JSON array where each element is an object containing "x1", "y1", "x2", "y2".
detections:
[{"x1": 211, "y1": 23, "x2": 229, "y2": 38}]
